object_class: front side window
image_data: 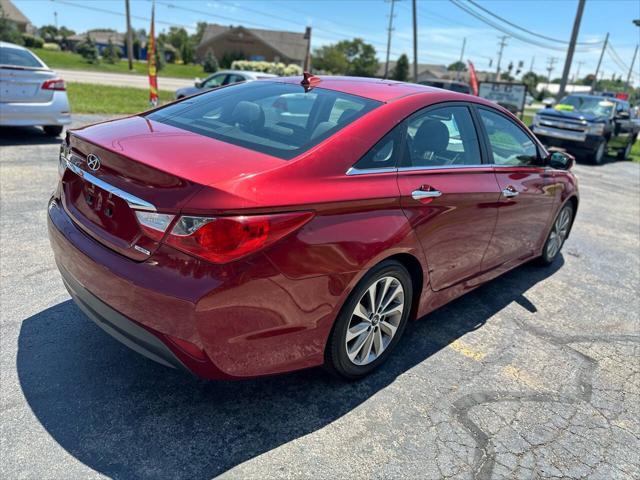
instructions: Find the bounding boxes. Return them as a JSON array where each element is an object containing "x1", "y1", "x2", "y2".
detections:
[
  {"x1": 478, "y1": 109, "x2": 538, "y2": 166},
  {"x1": 404, "y1": 105, "x2": 481, "y2": 168},
  {"x1": 147, "y1": 82, "x2": 380, "y2": 159}
]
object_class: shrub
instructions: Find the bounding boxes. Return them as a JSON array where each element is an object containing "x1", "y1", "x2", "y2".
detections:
[
  {"x1": 230, "y1": 60, "x2": 302, "y2": 77},
  {"x1": 21, "y1": 34, "x2": 44, "y2": 48},
  {"x1": 103, "y1": 38, "x2": 121, "y2": 64},
  {"x1": 76, "y1": 35, "x2": 99, "y2": 64},
  {"x1": 42, "y1": 42, "x2": 61, "y2": 51},
  {"x1": 203, "y1": 51, "x2": 219, "y2": 73}
]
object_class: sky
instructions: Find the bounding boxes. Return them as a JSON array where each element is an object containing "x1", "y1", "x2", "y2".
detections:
[{"x1": 13, "y1": 0, "x2": 640, "y2": 85}]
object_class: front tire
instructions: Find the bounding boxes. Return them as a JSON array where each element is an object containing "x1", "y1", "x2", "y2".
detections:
[
  {"x1": 43, "y1": 125, "x2": 63, "y2": 136},
  {"x1": 538, "y1": 203, "x2": 574, "y2": 265},
  {"x1": 325, "y1": 260, "x2": 413, "y2": 379},
  {"x1": 618, "y1": 140, "x2": 633, "y2": 160},
  {"x1": 591, "y1": 139, "x2": 607, "y2": 165}
]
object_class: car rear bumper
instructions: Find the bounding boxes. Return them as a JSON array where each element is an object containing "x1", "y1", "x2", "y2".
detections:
[
  {"x1": 0, "y1": 91, "x2": 71, "y2": 126},
  {"x1": 47, "y1": 196, "x2": 342, "y2": 379}
]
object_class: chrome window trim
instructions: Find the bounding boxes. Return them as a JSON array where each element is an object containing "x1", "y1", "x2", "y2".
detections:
[
  {"x1": 346, "y1": 166, "x2": 397, "y2": 176},
  {"x1": 397, "y1": 164, "x2": 488, "y2": 172},
  {"x1": 63, "y1": 154, "x2": 157, "y2": 212}
]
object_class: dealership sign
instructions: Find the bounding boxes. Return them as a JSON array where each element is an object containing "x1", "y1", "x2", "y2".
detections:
[{"x1": 478, "y1": 82, "x2": 527, "y2": 115}]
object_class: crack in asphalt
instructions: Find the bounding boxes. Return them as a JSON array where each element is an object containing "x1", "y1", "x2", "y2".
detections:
[{"x1": 451, "y1": 318, "x2": 640, "y2": 480}]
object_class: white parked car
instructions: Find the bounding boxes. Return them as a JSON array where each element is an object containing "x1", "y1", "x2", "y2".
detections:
[
  {"x1": 175, "y1": 70, "x2": 276, "y2": 99},
  {"x1": 0, "y1": 41, "x2": 71, "y2": 136}
]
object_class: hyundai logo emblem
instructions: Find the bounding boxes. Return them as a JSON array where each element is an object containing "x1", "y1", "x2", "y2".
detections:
[{"x1": 86, "y1": 154, "x2": 101, "y2": 171}]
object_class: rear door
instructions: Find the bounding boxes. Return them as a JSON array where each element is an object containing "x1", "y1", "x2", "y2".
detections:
[
  {"x1": 396, "y1": 103, "x2": 501, "y2": 291},
  {"x1": 609, "y1": 101, "x2": 633, "y2": 152},
  {"x1": 475, "y1": 106, "x2": 555, "y2": 268}
]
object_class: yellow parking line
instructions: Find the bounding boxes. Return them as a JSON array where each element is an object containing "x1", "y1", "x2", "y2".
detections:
[{"x1": 450, "y1": 340, "x2": 487, "y2": 361}]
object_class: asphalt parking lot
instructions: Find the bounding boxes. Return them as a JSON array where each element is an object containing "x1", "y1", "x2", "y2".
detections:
[{"x1": 1, "y1": 116, "x2": 639, "y2": 479}]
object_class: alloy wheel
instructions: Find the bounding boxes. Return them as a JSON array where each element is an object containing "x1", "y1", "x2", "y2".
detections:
[
  {"x1": 546, "y1": 207, "x2": 572, "y2": 259},
  {"x1": 345, "y1": 276, "x2": 404, "y2": 366}
]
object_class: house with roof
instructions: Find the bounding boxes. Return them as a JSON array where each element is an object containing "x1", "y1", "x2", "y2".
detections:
[
  {"x1": 0, "y1": 0, "x2": 34, "y2": 33},
  {"x1": 68, "y1": 29, "x2": 127, "y2": 55},
  {"x1": 196, "y1": 24, "x2": 308, "y2": 65}
]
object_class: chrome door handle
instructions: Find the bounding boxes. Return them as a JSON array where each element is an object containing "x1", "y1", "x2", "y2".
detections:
[
  {"x1": 502, "y1": 186, "x2": 519, "y2": 198},
  {"x1": 412, "y1": 189, "x2": 442, "y2": 200}
]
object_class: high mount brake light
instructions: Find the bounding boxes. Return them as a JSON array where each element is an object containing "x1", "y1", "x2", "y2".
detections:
[
  {"x1": 165, "y1": 212, "x2": 314, "y2": 264},
  {"x1": 42, "y1": 78, "x2": 66, "y2": 91}
]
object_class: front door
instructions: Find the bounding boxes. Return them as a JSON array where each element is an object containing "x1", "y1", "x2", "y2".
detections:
[
  {"x1": 475, "y1": 107, "x2": 556, "y2": 269},
  {"x1": 396, "y1": 104, "x2": 501, "y2": 291}
]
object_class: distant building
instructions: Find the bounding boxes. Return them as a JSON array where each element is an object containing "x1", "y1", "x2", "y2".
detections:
[
  {"x1": 196, "y1": 24, "x2": 308, "y2": 65},
  {"x1": 378, "y1": 61, "x2": 491, "y2": 83},
  {"x1": 536, "y1": 83, "x2": 591, "y2": 95},
  {"x1": 68, "y1": 30, "x2": 127, "y2": 56},
  {"x1": 0, "y1": 0, "x2": 34, "y2": 33}
]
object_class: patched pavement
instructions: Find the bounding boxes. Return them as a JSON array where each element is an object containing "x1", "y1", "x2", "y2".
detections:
[{"x1": 1, "y1": 116, "x2": 638, "y2": 479}]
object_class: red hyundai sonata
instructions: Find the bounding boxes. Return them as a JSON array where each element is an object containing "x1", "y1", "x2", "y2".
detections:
[{"x1": 48, "y1": 75, "x2": 578, "y2": 380}]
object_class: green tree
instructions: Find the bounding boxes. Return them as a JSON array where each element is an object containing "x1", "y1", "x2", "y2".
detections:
[
  {"x1": 392, "y1": 54, "x2": 409, "y2": 81},
  {"x1": 521, "y1": 71, "x2": 539, "y2": 93},
  {"x1": 39, "y1": 25, "x2": 58, "y2": 42},
  {"x1": 447, "y1": 60, "x2": 466, "y2": 72},
  {"x1": 203, "y1": 51, "x2": 219, "y2": 73},
  {"x1": 220, "y1": 51, "x2": 245, "y2": 68},
  {"x1": 0, "y1": 7, "x2": 23, "y2": 45},
  {"x1": 103, "y1": 38, "x2": 121, "y2": 64},
  {"x1": 76, "y1": 34, "x2": 99, "y2": 64},
  {"x1": 313, "y1": 38, "x2": 377, "y2": 77}
]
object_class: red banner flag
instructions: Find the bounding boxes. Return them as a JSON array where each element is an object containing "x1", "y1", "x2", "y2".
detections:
[
  {"x1": 147, "y1": 2, "x2": 158, "y2": 106},
  {"x1": 468, "y1": 60, "x2": 478, "y2": 96}
]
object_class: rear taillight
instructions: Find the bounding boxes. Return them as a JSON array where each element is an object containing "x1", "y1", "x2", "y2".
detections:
[
  {"x1": 165, "y1": 212, "x2": 314, "y2": 263},
  {"x1": 134, "y1": 211, "x2": 175, "y2": 241},
  {"x1": 42, "y1": 78, "x2": 66, "y2": 91}
]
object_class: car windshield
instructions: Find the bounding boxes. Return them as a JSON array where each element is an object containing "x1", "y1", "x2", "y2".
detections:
[
  {"x1": 557, "y1": 95, "x2": 615, "y2": 116},
  {"x1": 0, "y1": 47, "x2": 45, "y2": 68},
  {"x1": 147, "y1": 82, "x2": 381, "y2": 159}
]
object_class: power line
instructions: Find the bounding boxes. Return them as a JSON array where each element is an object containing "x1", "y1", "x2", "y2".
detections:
[{"x1": 466, "y1": 0, "x2": 602, "y2": 46}]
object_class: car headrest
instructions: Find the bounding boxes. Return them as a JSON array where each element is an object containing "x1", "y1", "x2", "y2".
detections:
[
  {"x1": 337, "y1": 108, "x2": 359, "y2": 124},
  {"x1": 413, "y1": 119, "x2": 449, "y2": 156},
  {"x1": 311, "y1": 121, "x2": 336, "y2": 140},
  {"x1": 231, "y1": 101, "x2": 265, "y2": 130}
]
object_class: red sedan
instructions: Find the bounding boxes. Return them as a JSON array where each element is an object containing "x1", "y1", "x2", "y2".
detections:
[{"x1": 48, "y1": 75, "x2": 578, "y2": 380}]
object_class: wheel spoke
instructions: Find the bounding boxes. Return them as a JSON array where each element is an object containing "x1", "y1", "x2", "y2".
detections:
[
  {"x1": 358, "y1": 330, "x2": 374, "y2": 362},
  {"x1": 372, "y1": 327, "x2": 383, "y2": 355},
  {"x1": 380, "y1": 319, "x2": 397, "y2": 337},
  {"x1": 381, "y1": 302, "x2": 403, "y2": 316},
  {"x1": 346, "y1": 321, "x2": 369, "y2": 342},
  {"x1": 353, "y1": 302, "x2": 370, "y2": 321},
  {"x1": 380, "y1": 284, "x2": 402, "y2": 313},
  {"x1": 347, "y1": 329, "x2": 371, "y2": 361},
  {"x1": 367, "y1": 282, "x2": 377, "y2": 313},
  {"x1": 378, "y1": 277, "x2": 393, "y2": 311}
]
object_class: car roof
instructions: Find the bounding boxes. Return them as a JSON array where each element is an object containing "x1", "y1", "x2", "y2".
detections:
[
  {"x1": 212, "y1": 69, "x2": 277, "y2": 78},
  {"x1": 0, "y1": 41, "x2": 28, "y2": 51},
  {"x1": 275, "y1": 75, "x2": 438, "y2": 102}
]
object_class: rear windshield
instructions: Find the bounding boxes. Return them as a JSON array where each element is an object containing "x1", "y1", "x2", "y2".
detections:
[
  {"x1": 0, "y1": 47, "x2": 45, "y2": 68},
  {"x1": 146, "y1": 82, "x2": 381, "y2": 159}
]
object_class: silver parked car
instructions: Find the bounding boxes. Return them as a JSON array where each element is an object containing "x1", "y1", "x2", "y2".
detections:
[
  {"x1": 175, "y1": 69, "x2": 276, "y2": 99},
  {"x1": 0, "y1": 42, "x2": 71, "y2": 136}
]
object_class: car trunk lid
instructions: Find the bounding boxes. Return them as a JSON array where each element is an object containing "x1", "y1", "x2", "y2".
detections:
[
  {"x1": 0, "y1": 66, "x2": 55, "y2": 103},
  {"x1": 62, "y1": 115, "x2": 285, "y2": 260}
]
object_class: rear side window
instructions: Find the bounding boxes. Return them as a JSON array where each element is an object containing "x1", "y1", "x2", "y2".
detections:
[
  {"x1": 0, "y1": 48, "x2": 44, "y2": 68},
  {"x1": 147, "y1": 82, "x2": 380, "y2": 159}
]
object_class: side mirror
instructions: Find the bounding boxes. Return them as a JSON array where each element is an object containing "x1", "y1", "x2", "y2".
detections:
[
  {"x1": 542, "y1": 98, "x2": 555, "y2": 108},
  {"x1": 548, "y1": 151, "x2": 574, "y2": 170},
  {"x1": 194, "y1": 77, "x2": 202, "y2": 88}
]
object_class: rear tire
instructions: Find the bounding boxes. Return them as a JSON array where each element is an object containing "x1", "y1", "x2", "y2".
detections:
[
  {"x1": 618, "y1": 140, "x2": 633, "y2": 160},
  {"x1": 325, "y1": 260, "x2": 413, "y2": 380},
  {"x1": 43, "y1": 125, "x2": 63, "y2": 137},
  {"x1": 538, "y1": 203, "x2": 574, "y2": 266}
]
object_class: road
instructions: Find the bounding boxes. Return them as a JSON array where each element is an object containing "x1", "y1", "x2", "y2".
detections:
[
  {"x1": 56, "y1": 68, "x2": 193, "y2": 91},
  {"x1": 1, "y1": 117, "x2": 639, "y2": 479}
]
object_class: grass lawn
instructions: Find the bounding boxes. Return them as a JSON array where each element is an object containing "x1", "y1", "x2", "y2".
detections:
[
  {"x1": 630, "y1": 139, "x2": 640, "y2": 163},
  {"x1": 67, "y1": 82, "x2": 174, "y2": 114},
  {"x1": 31, "y1": 48, "x2": 205, "y2": 79}
]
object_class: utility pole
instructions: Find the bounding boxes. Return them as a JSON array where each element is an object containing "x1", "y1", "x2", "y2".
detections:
[
  {"x1": 591, "y1": 32, "x2": 608, "y2": 93},
  {"x1": 529, "y1": 56, "x2": 535, "y2": 73},
  {"x1": 546, "y1": 57, "x2": 557, "y2": 92},
  {"x1": 303, "y1": 26, "x2": 312, "y2": 71},
  {"x1": 384, "y1": 0, "x2": 397, "y2": 79},
  {"x1": 556, "y1": 0, "x2": 586, "y2": 101},
  {"x1": 625, "y1": 44, "x2": 638, "y2": 92},
  {"x1": 572, "y1": 61, "x2": 584, "y2": 82},
  {"x1": 456, "y1": 37, "x2": 466, "y2": 81},
  {"x1": 412, "y1": 0, "x2": 418, "y2": 83},
  {"x1": 495, "y1": 35, "x2": 509, "y2": 81},
  {"x1": 125, "y1": 0, "x2": 134, "y2": 71},
  {"x1": 53, "y1": 11, "x2": 58, "y2": 28}
]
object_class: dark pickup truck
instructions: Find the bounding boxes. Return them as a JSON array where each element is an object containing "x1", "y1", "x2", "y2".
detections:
[{"x1": 531, "y1": 94, "x2": 638, "y2": 164}]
